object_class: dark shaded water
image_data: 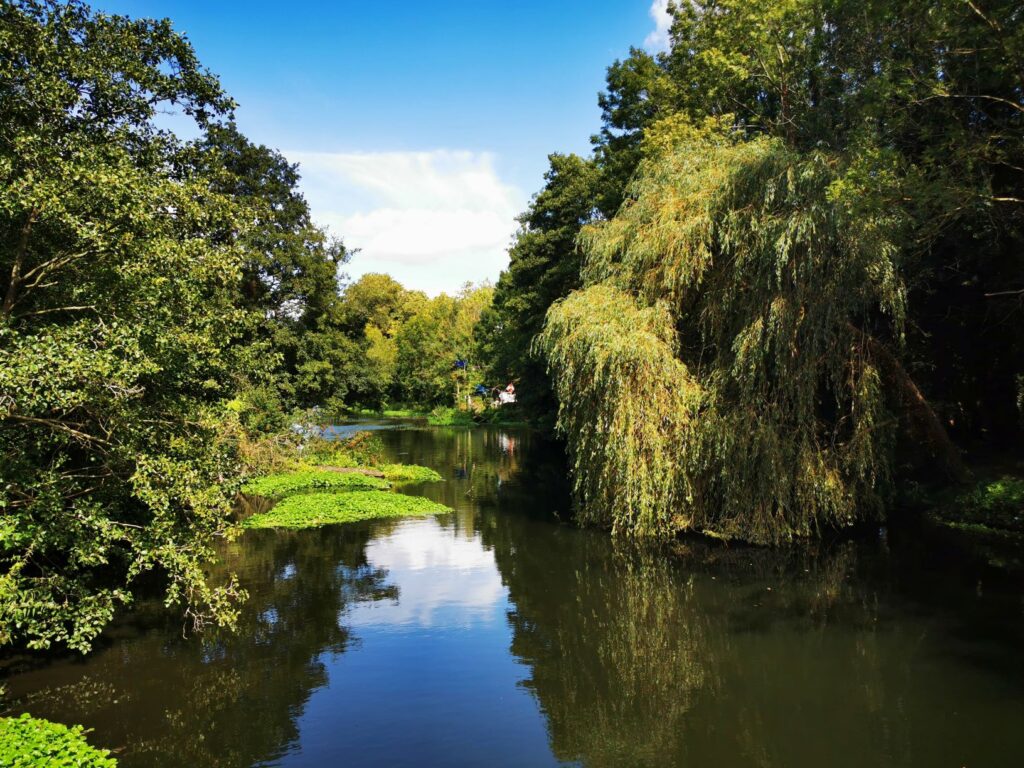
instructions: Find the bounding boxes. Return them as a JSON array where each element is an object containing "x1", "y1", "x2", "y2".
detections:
[{"x1": 2, "y1": 425, "x2": 1023, "y2": 767}]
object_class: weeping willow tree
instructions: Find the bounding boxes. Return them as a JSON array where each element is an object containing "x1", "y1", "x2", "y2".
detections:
[{"x1": 539, "y1": 124, "x2": 964, "y2": 543}]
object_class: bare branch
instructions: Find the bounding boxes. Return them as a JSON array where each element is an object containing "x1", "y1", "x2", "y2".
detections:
[
  {"x1": 964, "y1": 0, "x2": 1002, "y2": 33},
  {"x1": 16, "y1": 250, "x2": 91, "y2": 299},
  {"x1": 3, "y1": 414, "x2": 111, "y2": 446},
  {"x1": 17, "y1": 305, "x2": 97, "y2": 318},
  {"x1": 921, "y1": 92, "x2": 1024, "y2": 116}
]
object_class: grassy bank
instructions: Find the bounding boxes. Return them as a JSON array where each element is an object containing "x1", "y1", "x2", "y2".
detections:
[
  {"x1": 426, "y1": 406, "x2": 532, "y2": 428},
  {"x1": 919, "y1": 473, "x2": 1024, "y2": 535},
  {"x1": 333, "y1": 404, "x2": 533, "y2": 428},
  {"x1": 340, "y1": 407, "x2": 430, "y2": 420}
]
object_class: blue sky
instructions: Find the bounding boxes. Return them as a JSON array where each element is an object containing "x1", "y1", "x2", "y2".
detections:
[{"x1": 97, "y1": 1, "x2": 672, "y2": 293}]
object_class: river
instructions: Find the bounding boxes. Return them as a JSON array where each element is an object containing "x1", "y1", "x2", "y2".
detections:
[{"x1": 2, "y1": 424, "x2": 1023, "y2": 767}]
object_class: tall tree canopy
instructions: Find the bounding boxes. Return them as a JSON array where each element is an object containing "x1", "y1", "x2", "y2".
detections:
[
  {"x1": 476, "y1": 154, "x2": 601, "y2": 418},
  {"x1": 396, "y1": 282, "x2": 493, "y2": 407},
  {"x1": 0, "y1": 0, "x2": 263, "y2": 650},
  {"x1": 537, "y1": 0, "x2": 1023, "y2": 542}
]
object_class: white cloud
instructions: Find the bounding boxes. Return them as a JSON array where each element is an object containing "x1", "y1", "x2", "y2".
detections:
[
  {"x1": 288, "y1": 149, "x2": 524, "y2": 295},
  {"x1": 644, "y1": 0, "x2": 673, "y2": 52}
]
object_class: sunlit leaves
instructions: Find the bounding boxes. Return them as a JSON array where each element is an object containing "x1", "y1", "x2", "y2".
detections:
[
  {"x1": 543, "y1": 136, "x2": 904, "y2": 542},
  {"x1": 0, "y1": 1, "x2": 250, "y2": 651}
]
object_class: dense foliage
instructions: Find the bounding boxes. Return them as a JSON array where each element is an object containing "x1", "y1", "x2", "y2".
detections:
[
  {"x1": 0, "y1": 0, "x2": 489, "y2": 653},
  {"x1": 540, "y1": 132, "x2": 910, "y2": 541},
  {"x1": 193, "y1": 123, "x2": 350, "y2": 412},
  {"x1": 5, "y1": 0, "x2": 1020, "y2": 659},
  {"x1": 319, "y1": 273, "x2": 493, "y2": 411},
  {"x1": 0, "y1": 0, "x2": 258, "y2": 651},
  {"x1": 530, "y1": 0, "x2": 1023, "y2": 540},
  {"x1": 476, "y1": 154, "x2": 601, "y2": 418},
  {"x1": 391, "y1": 281, "x2": 492, "y2": 408},
  {"x1": 0, "y1": 713, "x2": 117, "y2": 767}
]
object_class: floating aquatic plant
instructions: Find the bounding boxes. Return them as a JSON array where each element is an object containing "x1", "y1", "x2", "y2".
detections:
[
  {"x1": 0, "y1": 714, "x2": 117, "y2": 767},
  {"x1": 380, "y1": 464, "x2": 444, "y2": 484},
  {"x1": 241, "y1": 470, "x2": 389, "y2": 499},
  {"x1": 242, "y1": 491, "x2": 452, "y2": 529}
]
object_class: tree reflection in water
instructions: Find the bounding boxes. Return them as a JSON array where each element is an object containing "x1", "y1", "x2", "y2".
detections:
[
  {"x1": 3, "y1": 522, "x2": 398, "y2": 767},
  {"x1": 437, "y1": 429, "x2": 1024, "y2": 768},
  {"x1": 487, "y1": 514, "x2": 1024, "y2": 767}
]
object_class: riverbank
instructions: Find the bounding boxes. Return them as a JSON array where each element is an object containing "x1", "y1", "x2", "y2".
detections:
[
  {"x1": 903, "y1": 470, "x2": 1024, "y2": 572},
  {"x1": 339, "y1": 404, "x2": 532, "y2": 428}
]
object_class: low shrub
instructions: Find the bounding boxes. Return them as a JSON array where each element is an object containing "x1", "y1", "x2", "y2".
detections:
[
  {"x1": 302, "y1": 431, "x2": 386, "y2": 468},
  {"x1": 0, "y1": 714, "x2": 117, "y2": 767},
  {"x1": 947, "y1": 475, "x2": 1024, "y2": 534},
  {"x1": 426, "y1": 407, "x2": 476, "y2": 426}
]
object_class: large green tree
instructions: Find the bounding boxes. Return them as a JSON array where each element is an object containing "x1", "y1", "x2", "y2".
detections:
[
  {"x1": 397, "y1": 283, "x2": 492, "y2": 407},
  {"x1": 476, "y1": 154, "x2": 601, "y2": 418},
  {"x1": 335, "y1": 273, "x2": 421, "y2": 408},
  {"x1": 658, "y1": 0, "x2": 1024, "y2": 444},
  {"x1": 538, "y1": 0, "x2": 1023, "y2": 542},
  {"x1": 188, "y1": 123, "x2": 350, "y2": 414},
  {"x1": 0, "y1": 0, "x2": 256, "y2": 650}
]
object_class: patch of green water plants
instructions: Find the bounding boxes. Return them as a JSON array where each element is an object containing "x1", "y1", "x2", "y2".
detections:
[
  {"x1": 0, "y1": 714, "x2": 117, "y2": 767},
  {"x1": 380, "y1": 464, "x2": 444, "y2": 484},
  {"x1": 242, "y1": 491, "x2": 452, "y2": 529},
  {"x1": 241, "y1": 470, "x2": 390, "y2": 499}
]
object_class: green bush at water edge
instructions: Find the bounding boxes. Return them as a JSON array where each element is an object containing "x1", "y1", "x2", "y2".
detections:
[
  {"x1": 931, "y1": 475, "x2": 1024, "y2": 537},
  {"x1": 301, "y1": 432, "x2": 386, "y2": 469},
  {"x1": 0, "y1": 714, "x2": 116, "y2": 767},
  {"x1": 426, "y1": 406, "x2": 531, "y2": 428},
  {"x1": 338, "y1": 407, "x2": 429, "y2": 420},
  {"x1": 957, "y1": 476, "x2": 1024, "y2": 518},
  {"x1": 242, "y1": 491, "x2": 452, "y2": 529},
  {"x1": 425, "y1": 407, "x2": 477, "y2": 426}
]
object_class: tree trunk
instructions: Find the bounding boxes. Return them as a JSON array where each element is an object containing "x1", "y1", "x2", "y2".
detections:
[
  {"x1": 854, "y1": 325, "x2": 971, "y2": 483},
  {"x1": 3, "y1": 208, "x2": 38, "y2": 316}
]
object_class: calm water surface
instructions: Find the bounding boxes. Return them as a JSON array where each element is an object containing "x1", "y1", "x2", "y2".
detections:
[{"x1": 2, "y1": 425, "x2": 1023, "y2": 767}]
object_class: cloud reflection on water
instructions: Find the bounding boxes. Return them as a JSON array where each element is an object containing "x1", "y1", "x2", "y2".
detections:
[{"x1": 348, "y1": 517, "x2": 507, "y2": 628}]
